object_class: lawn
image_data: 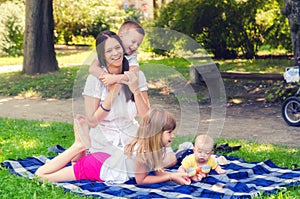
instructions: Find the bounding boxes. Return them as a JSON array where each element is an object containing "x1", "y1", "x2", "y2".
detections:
[
  {"x1": 0, "y1": 118, "x2": 299, "y2": 198},
  {"x1": 0, "y1": 57, "x2": 297, "y2": 101},
  {"x1": 0, "y1": 48, "x2": 299, "y2": 198}
]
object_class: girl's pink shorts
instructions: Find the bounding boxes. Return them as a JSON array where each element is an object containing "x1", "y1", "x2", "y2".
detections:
[{"x1": 73, "y1": 152, "x2": 111, "y2": 181}]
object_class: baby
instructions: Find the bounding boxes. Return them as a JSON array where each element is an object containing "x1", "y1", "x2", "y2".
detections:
[{"x1": 178, "y1": 134, "x2": 226, "y2": 182}]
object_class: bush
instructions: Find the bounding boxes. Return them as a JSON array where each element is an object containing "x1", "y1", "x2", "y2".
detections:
[{"x1": 0, "y1": 0, "x2": 25, "y2": 57}]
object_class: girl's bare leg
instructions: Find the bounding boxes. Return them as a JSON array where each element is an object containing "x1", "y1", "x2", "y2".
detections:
[{"x1": 35, "y1": 115, "x2": 91, "y2": 182}]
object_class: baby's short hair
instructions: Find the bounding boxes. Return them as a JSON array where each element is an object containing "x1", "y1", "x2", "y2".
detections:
[{"x1": 194, "y1": 134, "x2": 215, "y2": 150}]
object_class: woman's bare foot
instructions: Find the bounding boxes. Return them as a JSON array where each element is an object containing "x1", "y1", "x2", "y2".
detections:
[{"x1": 73, "y1": 115, "x2": 91, "y2": 150}]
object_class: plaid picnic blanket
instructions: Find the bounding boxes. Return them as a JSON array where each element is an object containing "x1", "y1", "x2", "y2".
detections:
[{"x1": 2, "y1": 155, "x2": 300, "y2": 199}]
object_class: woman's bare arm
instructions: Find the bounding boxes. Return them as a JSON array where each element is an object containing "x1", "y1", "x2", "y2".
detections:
[{"x1": 84, "y1": 84, "x2": 122, "y2": 127}]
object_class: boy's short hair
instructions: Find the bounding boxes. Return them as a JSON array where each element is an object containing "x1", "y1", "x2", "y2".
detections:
[{"x1": 119, "y1": 21, "x2": 145, "y2": 36}]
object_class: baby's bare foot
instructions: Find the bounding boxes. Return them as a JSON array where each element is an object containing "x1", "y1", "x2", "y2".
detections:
[{"x1": 74, "y1": 115, "x2": 91, "y2": 149}]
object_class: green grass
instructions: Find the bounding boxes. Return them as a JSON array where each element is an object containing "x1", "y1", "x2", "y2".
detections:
[
  {"x1": 0, "y1": 56, "x2": 292, "y2": 100},
  {"x1": 0, "y1": 46, "x2": 93, "y2": 67},
  {"x1": 0, "y1": 56, "x2": 23, "y2": 66},
  {"x1": 0, "y1": 50, "x2": 299, "y2": 198},
  {"x1": 0, "y1": 118, "x2": 94, "y2": 199},
  {"x1": 0, "y1": 118, "x2": 299, "y2": 198},
  {"x1": 0, "y1": 67, "x2": 80, "y2": 99},
  {"x1": 218, "y1": 58, "x2": 293, "y2": 73}
]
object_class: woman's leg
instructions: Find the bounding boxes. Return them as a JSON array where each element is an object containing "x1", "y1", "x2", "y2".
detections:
[
  {"x1": 71, "y1": 150, "x2": 87, "y2": 165},
  {"x1": 35, "y1": 115, "x2": 91, "y2": 182},
  {"x1": 71, "y1": 114, "x2": 91, "y2": 164}
]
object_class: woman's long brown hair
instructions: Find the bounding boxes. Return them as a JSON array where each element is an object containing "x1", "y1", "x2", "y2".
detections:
[{"x1": 95, "y1": 30, "x2": 133, "y2": 101}]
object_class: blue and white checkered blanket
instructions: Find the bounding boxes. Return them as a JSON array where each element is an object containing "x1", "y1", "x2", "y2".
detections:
[{"x1": 2, "y1": 155, "x2": 300, "y2": 198}]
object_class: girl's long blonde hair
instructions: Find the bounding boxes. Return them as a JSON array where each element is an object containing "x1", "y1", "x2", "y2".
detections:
[{"x1": 125, "y1": 108, "x2": 176, "y2": 171}]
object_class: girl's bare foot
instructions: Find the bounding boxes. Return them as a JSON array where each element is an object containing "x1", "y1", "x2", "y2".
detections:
[{"x1": 73, "y1": 115, "x2": 91, "y2": 150}]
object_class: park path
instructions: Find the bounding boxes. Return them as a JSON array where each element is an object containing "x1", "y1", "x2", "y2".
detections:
[
  {"x1": 0, "y1": 64, "x2": 299, "y2": 148},
  {"x1": 0, "y1": 95, "x2": 299, "y2": 148}
]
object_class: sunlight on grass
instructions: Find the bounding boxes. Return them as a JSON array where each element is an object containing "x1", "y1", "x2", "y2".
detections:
[
  {"x1": 0, "y1": 56, "x2": 23, "y2": 66},
  {"x1": 39, "y1": 123, "x2": 51, "y2": 127},
  {"x1": 57, "y1": 51, "x2": 92, "y2": 65},
  {"x1": 20, "y1": 139, "x2": 38, "y2": 149},
  {"x1": 19, "y1": 88, "x2": 42, "y2": 98},
  {"x1": 230, "y1": 98, "x2": 244, "y2": 104},
  {"x1": 254, "y1": 144, "x2": 276, "y2": 152},
  {"x1": 4, "y1": 138, "x2": 38, "y2": 150},
  {"x1": 240, "y1": 142, "x2": 277, "y2": 153},
  {"x1": 218, "y1": 58, "x2": 292, "y2": 73},
  {"x1": 0, "y1": 45, "x2": 93, "y2": 67}
]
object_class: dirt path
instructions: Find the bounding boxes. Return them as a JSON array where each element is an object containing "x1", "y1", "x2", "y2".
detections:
[{"x1": 0, "y1": 95, "x2": 299, "y2": 148}]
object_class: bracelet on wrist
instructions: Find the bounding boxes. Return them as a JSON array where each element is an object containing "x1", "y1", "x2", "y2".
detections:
[
  {"x1": 100, "y1": 103, "x2": 110, "y2": 112},
  {"x1": 133, "y1": 88, "x2": 141, "y2": 95}
]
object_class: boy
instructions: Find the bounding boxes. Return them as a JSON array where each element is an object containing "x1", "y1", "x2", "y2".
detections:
[
  {"x1": 89, "y1": 21, "x2": 145, "y2": 86},
  {"x1": 178, "y1": 134, "x2": 226, "y2": 182}
]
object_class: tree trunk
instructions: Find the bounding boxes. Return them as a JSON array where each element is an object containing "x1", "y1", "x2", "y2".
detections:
[
  {"x1": 23, "y1": 0, "x2": 58, "y2": 74},
  {"x1": 282, "y1": 0, "x2": 300, "y2": 65}
]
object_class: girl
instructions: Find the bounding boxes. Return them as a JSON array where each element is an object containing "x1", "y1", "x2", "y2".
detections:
[
  {"x1": 124, "y1": 108, "x2": 190, "y2": 184},
  {"x1": 35, "y1": 109, "x2": 190, "y2": 185}
]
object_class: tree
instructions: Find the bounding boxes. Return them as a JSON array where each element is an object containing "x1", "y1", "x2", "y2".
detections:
[
  {"x1": 282, "y1": 0, "x2": 300, "y2": 64},
  {"x1": 23, "y1": 0, "x2": 58, "y2": 74}
]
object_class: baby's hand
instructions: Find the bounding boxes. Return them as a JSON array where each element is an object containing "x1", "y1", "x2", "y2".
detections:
[{"x1": 215, "y1": 166, "x2": 226, "y2": 174}]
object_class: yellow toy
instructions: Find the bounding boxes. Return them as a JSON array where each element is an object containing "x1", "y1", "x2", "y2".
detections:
[{"x1": 187, "y1": 165, "x2": 211, "y2": 177}]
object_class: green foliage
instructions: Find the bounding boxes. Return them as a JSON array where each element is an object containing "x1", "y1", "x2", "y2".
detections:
[
  {"x1": 53, "y1": 0, "x2": 111, "y2": 44},
  {"x1": 156, "y1": 0, "x2": 291, "y2": 59},
  {"x1": 265, "y1": 81, "x2": 300, "y2": 102},
  {"x1": 1, "y1": 17, "x2": 24, "y2": 56},
  {"x1": 124, "y1": 7, "x2": 144, "y2": 23},
  {"x1": 0, "y1": 0, "x2": 25, "y2": 57},
  {"x1": 53, "y1": 0, "x2": 137, "y2": 45}
]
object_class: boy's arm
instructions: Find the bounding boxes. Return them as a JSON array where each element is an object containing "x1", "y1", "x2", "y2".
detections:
[
  {"x1": 89, "y1": 59, "x2": 106, "y2": 78},
  {"x1": 89, "y1": 59, "x2": 127, "y2": 86},
  {"x1": 129, "y1": 65, "x2": 139, "y2": 73},
  {"x1": 100, "y1": 73, "x2": 125, "y2": 86},
  {"x1": 101, "y1": 65, "x2": 139, "y2": 85}
]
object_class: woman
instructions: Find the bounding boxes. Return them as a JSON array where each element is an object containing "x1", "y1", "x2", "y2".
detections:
[{"x1": 83, "y1": 30, "x2": 150, "y2": 155}]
